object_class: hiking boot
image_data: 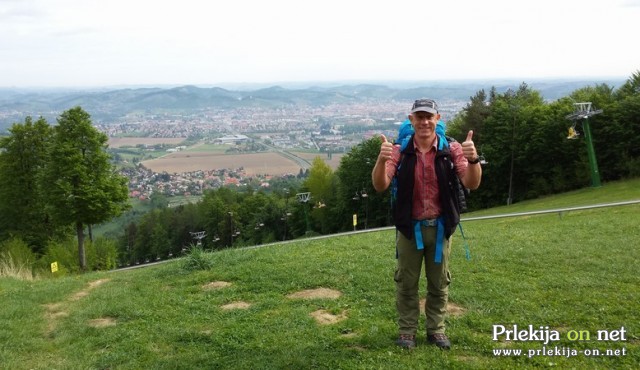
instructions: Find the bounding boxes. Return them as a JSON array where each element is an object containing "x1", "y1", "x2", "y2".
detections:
[
  {"x1": 395, "y1": 334, "x2": 416, "y2": 349},
  {"x1": 427, "y1": 333, "x2": 451, "y2": 350}
]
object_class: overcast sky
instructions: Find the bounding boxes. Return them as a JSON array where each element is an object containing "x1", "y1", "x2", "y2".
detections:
[{"x1": 1, "y1": 0, "x2": 639, "y2": 88}]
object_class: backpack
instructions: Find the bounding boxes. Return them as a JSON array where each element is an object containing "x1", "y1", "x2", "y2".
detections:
[{"x1": 390, "y1": 119, "x2": 471, "y2": 260}]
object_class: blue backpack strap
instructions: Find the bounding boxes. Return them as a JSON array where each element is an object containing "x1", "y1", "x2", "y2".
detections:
[
  {"x1": 457, "y1": 222, "x2": 471, "y2": 260},
  {"x1": 436, "y1": 120, "x2": 448, "y2": 151},
  {"x1": 397, "y1": 119, "x2": 413, "y2": 151},
  {"x1": 411, "y1": 217, "x2": 446, "y2": 264}
]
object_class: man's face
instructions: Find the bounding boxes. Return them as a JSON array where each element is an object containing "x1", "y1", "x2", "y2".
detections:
[{"x1": 409, "y1": 111, "x2": 440, "y2": 141}]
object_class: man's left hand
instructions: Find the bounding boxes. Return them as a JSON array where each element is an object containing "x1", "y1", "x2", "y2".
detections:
[{"x1": 461, "y1": 130, "x2": 478, "y2": 161}]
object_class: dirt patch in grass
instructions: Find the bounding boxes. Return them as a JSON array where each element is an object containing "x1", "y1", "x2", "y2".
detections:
[
  {"x1": 43, "y1": 303, "x2": 68, "y2": 335},
  {"x1": 419, "y1": 298, "x2": 467, "y2": 317},
  {"x1": 447, "y1": 302, "x2": 467, "y2": 317},
  {"x1": 88, "y1": 279, "x2": 110, "y2": 288},
  {"x1": 43, "y1": 279, "x2": 111, "y2": 336},
  {"x1": 48, "y1": 311, "x2": 69, "y2": 319},
  {"x1": 287, "y1": 288, "x2": 342, "y2": 300},
  {"x1": 70, "y1": 291, "x2": 89, "y2": 300},
  {"x1": 220, "y1": 301, "x2": 251, "y2": 310},
  {"x1": 202, "y1": 281, "x2": 232, "y2": 290},
  {"x1": 88, "y1": 317, "x2": 117, "y2": 328},
  {"x1": 43, "y1": 303, "x2": 63, "y2": 312},
  {"x1": 71, "y1": 279, "x2": 111, "y2": 301},
  {"x1": 340, "y1": 332, "x2": 358, "y2": 339},
  {"x1": 310, "y1": 309, "x2": 347, "y2": 325}
]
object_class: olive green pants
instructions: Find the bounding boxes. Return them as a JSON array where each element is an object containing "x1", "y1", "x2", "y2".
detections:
[{"x1": 394, "y1": 225, "x2": 451, "y2": 336}]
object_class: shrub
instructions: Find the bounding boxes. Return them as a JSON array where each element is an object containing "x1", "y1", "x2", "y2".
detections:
[
  {"x1": 87, "y1": 237, "x2": 118, "y2": 271},
  {"x1": 37, "y1": 238, "x2": 78, "y2": 276},
  {"x1": 182, "y1": 244, "x2": 213, "y2": 271},
  {"x1": 0, "y1": 237, "x2": 37, "y2": 280}
]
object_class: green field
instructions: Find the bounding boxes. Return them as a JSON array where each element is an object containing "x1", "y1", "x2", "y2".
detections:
[
  {"x1": 110, "y1": 147, "x2": 170, "y2": 166},
  {"x1": 1, "y1": 182, "x2": 639, "y2": 369}
]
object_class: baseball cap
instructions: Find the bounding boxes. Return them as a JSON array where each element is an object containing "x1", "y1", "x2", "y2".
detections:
[{"x1": 410, "y1": 98, "x2": 439, "y2": 114}]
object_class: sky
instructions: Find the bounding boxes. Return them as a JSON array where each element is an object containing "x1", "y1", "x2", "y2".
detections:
[{"x1": 1, "y1": 0, "x2": 639, "y2": 88}]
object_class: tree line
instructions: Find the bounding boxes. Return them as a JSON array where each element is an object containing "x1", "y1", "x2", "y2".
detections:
[
  {"x1": 117, "y1": 72, "x2": 640, "y2": 264},
  {"x1": 1, "y1": 72, "x2": 639, "y2": 272},
  {"x1": 0, "y1": 107, "x2": 129, "y2": 273},
  {"x1": 447, "y1": 72, "x2": 640, "y2": 208}
]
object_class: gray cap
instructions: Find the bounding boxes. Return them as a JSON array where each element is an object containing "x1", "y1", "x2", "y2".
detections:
[{"x1": 410, "y1": 98, "x2": 439, "y2": 114}]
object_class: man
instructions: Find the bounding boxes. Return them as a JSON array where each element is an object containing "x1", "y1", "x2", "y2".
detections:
[{"x1": 371, "y1": 98, "x2": 482, "y2": 350}]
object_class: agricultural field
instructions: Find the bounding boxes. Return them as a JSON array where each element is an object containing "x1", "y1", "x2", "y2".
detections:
[
  {"x1": 183, "y1": 143, "x2": 230, "y2": 153},
  {"x1": 115, "y1": 138, "x2": 345, "y2": 175},
  {"x1": 141, "y1": 151, "x2": 304, "y2": 175}
]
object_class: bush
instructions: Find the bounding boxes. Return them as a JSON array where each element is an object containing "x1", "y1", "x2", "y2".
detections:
[
  {"x1": 0, "y1": 237, "x2": 36, "y2": 266},
  {"x1": 37, "y1": 238, "x2": 78, "y2": 276},
  {"x1": 37, "y1": 236, "x2": 120, "y2": 275},
  {"x1": 87, "y1": 237, "x2": 118, "y2": 271},
  {"x1": 0, "y1": 237, "x2": 37, "y2": 280},
  {"x1": 0, "y1": 238, "x2": 36, "y2": 280},
  {"x1": 182, "y1": 244, "x2": 213, "y2": 271}
]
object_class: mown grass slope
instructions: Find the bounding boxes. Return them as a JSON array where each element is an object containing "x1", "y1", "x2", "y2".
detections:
[{"x1": 1, "y1": 180, "x2": 639, "y2": 369}]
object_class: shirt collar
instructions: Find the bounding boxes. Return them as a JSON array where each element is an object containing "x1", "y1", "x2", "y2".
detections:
[{"x1": 412, "y1": 135, "x2": 438, "y2": 153}]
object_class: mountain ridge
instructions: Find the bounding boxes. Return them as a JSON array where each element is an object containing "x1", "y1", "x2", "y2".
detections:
[{"x1": 0, "y1": 78, "x2": 626, "y2": 128}]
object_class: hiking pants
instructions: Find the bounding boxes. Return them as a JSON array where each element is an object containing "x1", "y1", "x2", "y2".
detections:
[{"x1": 395, "y1": 223, "x2": 451, "y2": 336}]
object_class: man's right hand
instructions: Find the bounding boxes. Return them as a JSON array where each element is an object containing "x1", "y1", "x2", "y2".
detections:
[
  {"x1": 377, "y1": 134, "x2": 395, "y2": 163},
  {"x1": 372, "y1": 134, "x2": 397, "y2": 192}
]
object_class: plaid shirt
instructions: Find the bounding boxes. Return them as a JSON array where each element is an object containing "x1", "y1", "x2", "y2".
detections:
[{"x1": 385, "y1": 137, "x2": 468, "y2": 220}]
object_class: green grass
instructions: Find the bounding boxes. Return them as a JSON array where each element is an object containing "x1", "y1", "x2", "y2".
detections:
[
  {"x1": 167, "y1": 195, "x2": 202, "y2": 207},
  {"x1": 111, "y1": 147, "x2": 171, "y2": 163},
  {"x1": 467, "y1": 177, "x2": 640, "y2": 217},
  {"x1": 1, "y1": 182, "x2": 639, "y2": 369}
]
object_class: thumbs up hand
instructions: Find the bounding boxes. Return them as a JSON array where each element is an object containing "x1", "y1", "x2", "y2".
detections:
[
  {"x1": 377, "y1": 134, "x2": 396, "y2": 163},
  {"x1": 461, "y1": 130, "x2": 479, "y2": 162}
]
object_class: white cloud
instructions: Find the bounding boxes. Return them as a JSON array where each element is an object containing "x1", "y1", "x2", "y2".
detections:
[{"x1": 0, "y1": 0, "x2": 638, "y2": 87}]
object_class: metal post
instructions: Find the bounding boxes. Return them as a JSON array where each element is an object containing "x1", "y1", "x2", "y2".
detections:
[
  {"x1": 361, "y1": 188, "x2": 368, "y2": 229},
  {"x1": 296, "y1": 192, "x2": 312, "y2": 235},
  {"x1": 582, "y1": 118, "x2": 601, "y2": 187},
  {"x1": 566, "y1": 102, "x2": 602, "y2": 188},
  {"x1": 228, "y1": 212, "x2": 234, "y2": 246},
  {"x1": 283, "y1": 189, "x2": 289, "y2": 241},
  {"x1": 507, "y1": 135, "x2": 515, "y2": 205},
  {"x1": 303, "y1": 203, "x2": 310, "y2": 233},
  {"x1": 507, "y1": 90, "x2": 516, "y2": 205},
  {"x1": 364, "y1": 194, "x2": 368, "y2": 229}
]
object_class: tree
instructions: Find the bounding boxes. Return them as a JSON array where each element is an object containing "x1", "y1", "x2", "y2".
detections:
[
  {"x1": 448, "y1": 89, "x2": 491, "y2": 146},
  {"x1": 304, "y1": 157, "x2": 334, "y2": 204},
  {"x1": 0, "y1": 116, "x2": 64, "y2": 251},
  {"x1": 335, "y1": 137, "x2": 386, "y2": 231},
  {"x1": 303, "y1": 157, "x2": 336, "y2": 233},
  {"x1": 612, "y1": 71, "x2": 640, "y2": 176},
  {"x1": 40, "y1": 107, "x2": 129, "y2": 271}
]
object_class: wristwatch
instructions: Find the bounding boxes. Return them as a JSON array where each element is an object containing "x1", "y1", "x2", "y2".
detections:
[{"x1": 468, "y1": 156, "x2": 480, "y2": 164}]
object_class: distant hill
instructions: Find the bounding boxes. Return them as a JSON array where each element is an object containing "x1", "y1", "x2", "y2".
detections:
[{"x1": 0, "y1": 78, "x2": 626, "y2": 130}]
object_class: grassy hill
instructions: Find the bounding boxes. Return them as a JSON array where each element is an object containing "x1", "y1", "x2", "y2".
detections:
[{"x1": 1, "y1": 180, "x2": 639, "y2": 369}]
